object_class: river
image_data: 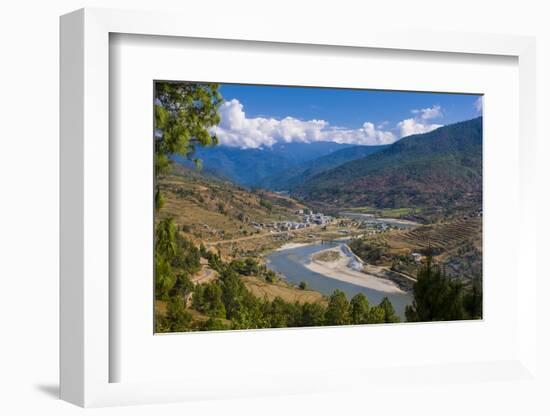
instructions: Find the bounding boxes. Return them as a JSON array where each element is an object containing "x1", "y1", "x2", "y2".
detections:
[{"x1": 265, "y1": 240, "x2": 413, "y2": 319}]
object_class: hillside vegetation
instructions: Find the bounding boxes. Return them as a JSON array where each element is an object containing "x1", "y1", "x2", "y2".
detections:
[
  {"x1": 158, "y1": 164, "x2": 306, "y2": 245},
  {"x1": 174, "y1": 141, "x2": 353, "y2": 187},
  {"x1": 261, "y1": 144, "x2": 388, "y2": 190},
  {"x1": 349, "y1": 216, "x2": 482, "y2": 281},
  {"x1": 153, "y1": 81, "x2": 483, "y2": 330},
  {"x1": 295, "y1": 117, "x2": 482, "y2": 212}
]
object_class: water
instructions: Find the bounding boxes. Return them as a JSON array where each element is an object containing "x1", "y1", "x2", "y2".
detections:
[{"x1": 265, "y1": 241, "x2": 413, "y2": 319}]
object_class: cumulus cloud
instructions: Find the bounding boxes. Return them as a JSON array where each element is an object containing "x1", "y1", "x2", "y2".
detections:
[
  {"x1": 474, "y1": 96, "x2": 483, "y2": 114},
  {"x1": 211, "y1": 99, "x2": 443, "y2": 148},
  {"x1": 212, "y1": 99, "x2": 327, "y2": 148},
  {"x1": 411, "y1": 104, "x2": 443, "y2": 121},
  {"x1": 326, "y1": 122, "x2": 396, "y2": 145},
  {"x1": 397, "y1": 104, "x2": 443, "y2": 137},
  {"x1": 397, "y1": 118, "x2": 443, "y2": 137}
]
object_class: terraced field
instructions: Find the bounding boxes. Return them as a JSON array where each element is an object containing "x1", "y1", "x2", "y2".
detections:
[
  {"x1": 157, "y1": 164, "x2": 306, "y2": 252},
  {"x1": 384, "y1": 217, "x2": 482, "y2": 253},
  {"x1": 350, "y1": 216, "x2": 482, "y2": 282}
]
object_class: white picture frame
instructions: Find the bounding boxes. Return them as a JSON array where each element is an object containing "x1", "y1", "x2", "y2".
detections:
[{"x1": 60, "y1": 7, "x2": 537, "y2": 407}]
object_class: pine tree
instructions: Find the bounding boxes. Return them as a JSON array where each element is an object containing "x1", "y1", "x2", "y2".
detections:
[
  {"x1": 325, "y1": 290, "x2": 351, "y2": 325},
  {"x1": 350, "y1": 293, "x2": 370, "y2": 324},
  {"x1": 405, "y1": 254, "x2": 466, "y2": 322}
]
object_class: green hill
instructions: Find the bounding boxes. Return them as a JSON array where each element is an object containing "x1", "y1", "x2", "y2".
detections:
[
  {"x1": 260, "y1": 144, "x2": 388, "y2": 190},
  {"x1": 295, "y1": 117, "x2": 482, "y2": 211},
  {"x1": 173, "y1": 141, "x2": 353, "y2": 188}
]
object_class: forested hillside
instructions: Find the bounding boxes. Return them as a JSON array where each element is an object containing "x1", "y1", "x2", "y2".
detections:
[
  {"x1": 295, "y1": 117, "x2": 482, "y2": 211},
  {"x1": 261, "y1": 144, "x2": 388, "y2": 190}
]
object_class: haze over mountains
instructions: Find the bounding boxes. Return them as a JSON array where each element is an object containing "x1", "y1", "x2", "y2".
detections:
[
  {"x1": 174, "y1": 117, "x2": 482, "y2": 211},
  {"x1": 173, "y1": 141, "x2": 357, "y2": 187}
]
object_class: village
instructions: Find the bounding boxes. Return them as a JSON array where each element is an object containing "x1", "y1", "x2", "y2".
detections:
[{"x1": 250, "y1": 209, "x2": 333, "y2": 232}]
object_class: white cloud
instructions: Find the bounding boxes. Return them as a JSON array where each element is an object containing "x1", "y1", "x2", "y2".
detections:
[
  {"x1": 397, "y1": 118, "x2": 443, "y2": 138},
  {"x1": 212, "y1": 99, "x2": 327, "y2": 148},
  {"x1": 326, "y1": 122, "x2": 396, "y2": 145},
  {"x1": 396, "y1": 105, "x2": 443, "y2": 137},
  {"x1": 411, "y1": 104, "x2": 443, "y2": 121},
  {"x1": 211, "y1": 99, "x2": 444, "y2": 148},
  {"x1": 474, "y1": 96, "x2": 483, "y2": 114}
]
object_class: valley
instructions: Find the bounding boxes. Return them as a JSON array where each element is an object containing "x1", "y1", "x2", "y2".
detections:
[
  {"x1": 153, "y1": 82, "x2": 483, "y2": 332},
  {"x1": 156, "y1": 129, "x2": 482, "y2": 325}
]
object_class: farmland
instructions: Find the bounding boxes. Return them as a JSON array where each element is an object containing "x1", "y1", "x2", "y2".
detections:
[
  {"x1": 341, "y1": 205, "x2": 423, "y2": 219},
  {"x1": 383, "y1": 217, "x2": 482, "y2": 253},
  {"x1": 349, "y1": 216, "x2": 482, "y2": 282},
  {"x1": 158, "y1": 164, "x2": 305, "y2": 250}
]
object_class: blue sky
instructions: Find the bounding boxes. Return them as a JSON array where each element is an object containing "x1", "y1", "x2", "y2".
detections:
[{"x1": 212, "y1": 83, "x2": 482, "y2": 148}]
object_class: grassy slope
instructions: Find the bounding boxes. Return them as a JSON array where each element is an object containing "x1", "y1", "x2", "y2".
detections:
[
  {"x1": 242, "y1": 275, "x2": 327, "y2": 305},
  {"x1": 158, "y1": 164, "x2": 306, "y2": 246}
]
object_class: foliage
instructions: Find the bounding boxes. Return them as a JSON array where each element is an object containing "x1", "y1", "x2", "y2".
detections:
[
  {"x1": 259, "y1": 199, "x2": 273, "y2": 212},
  {"x1": 165, "y1": 297, "x2": 193, "y2": 332},
  {"x1": 350, "y1": 293, "x2": 370, "y2": 324},
  {"x1": 200, "y1": 318, "x2": 228, "y2": 331},
  {"x1": 264, "y1": 269, "x2": 277, "y2": 283},
  {"x1": 379, "y1": 297, "x2": 400, "y2": 323},
  {"x1": 155, "y1": 218, "x2": 178, "y2": 259},
  {"x1": 170, "y1": 272, "x2": 194, "y2": 306},
  {"x1": 155, "y1": 218, "x2": 202, "y2": 300},
  {"x1": 154, "y1": 82, "x2": 222, "y2": 177},
  {"x1": 154, "y1": 82, "x2": 222, "y2": 304},
  {"x1": 463, "y1": 277, "x2": 483, "y2": 319},
  {"x1": 199, "y1": 243, "x2": 208, "y2": 258},
  {"x1": 348, "y1": 239, "x2": 388, "y2": 264},
  {"x1": 171, "y1": 233, "x2": 201, "y2": 274},
  {"x1": 263, "y1": 297, "x2": 296, "y2": 328},
  {"x1": 367, "y1": 306, "x2": 386, "y2": 324},
  {"x1": 299, "y1": 281, "x2": 308, "y2": 290},
  {"x1": 193, "y1": 282, "x2": 226, "y2": 318},
  {"x1": 325, "y1": 289, "x2": 351, "y2": 325},
  {"x1": 155, "y1": 187, "x2": 165, "y2": 211},
  {"x1": 299, "y1": 302, "x2": 326, "y2": 327},
  {"x1": 229, "y1": 258, "x2": 260, "y2": 276},
  {"x1": 155, "y1": 218, "x2": 178, "y2": 299},
  {"x1": 405, "y1": 254, "x2": 477, "y2": 322}
]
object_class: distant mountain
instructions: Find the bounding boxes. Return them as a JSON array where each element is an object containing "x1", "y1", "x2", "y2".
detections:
[
  {"x1": 173, "y1": 141, "x2": 353, "y2": 187},
  {"x1": 260, "y1": 144, "x2": 388, "y2": 191},
  {"x1": 294, "y1": 117, "x2": 483, "y2": 210}
]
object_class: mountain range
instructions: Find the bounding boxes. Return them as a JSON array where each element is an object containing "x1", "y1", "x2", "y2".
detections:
[
  {"x1": 173, "y1": 141, "x2": 355, "y2": 187},
  {"x1": 259, "y1": 144, "x2": 388, "y2": 190},
  {"x1": 295, "y1": 117, "x2": 482, "y2": 209},
  {"x1": 174, "y1": 117, "x2": 482, "y2": 212}
]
